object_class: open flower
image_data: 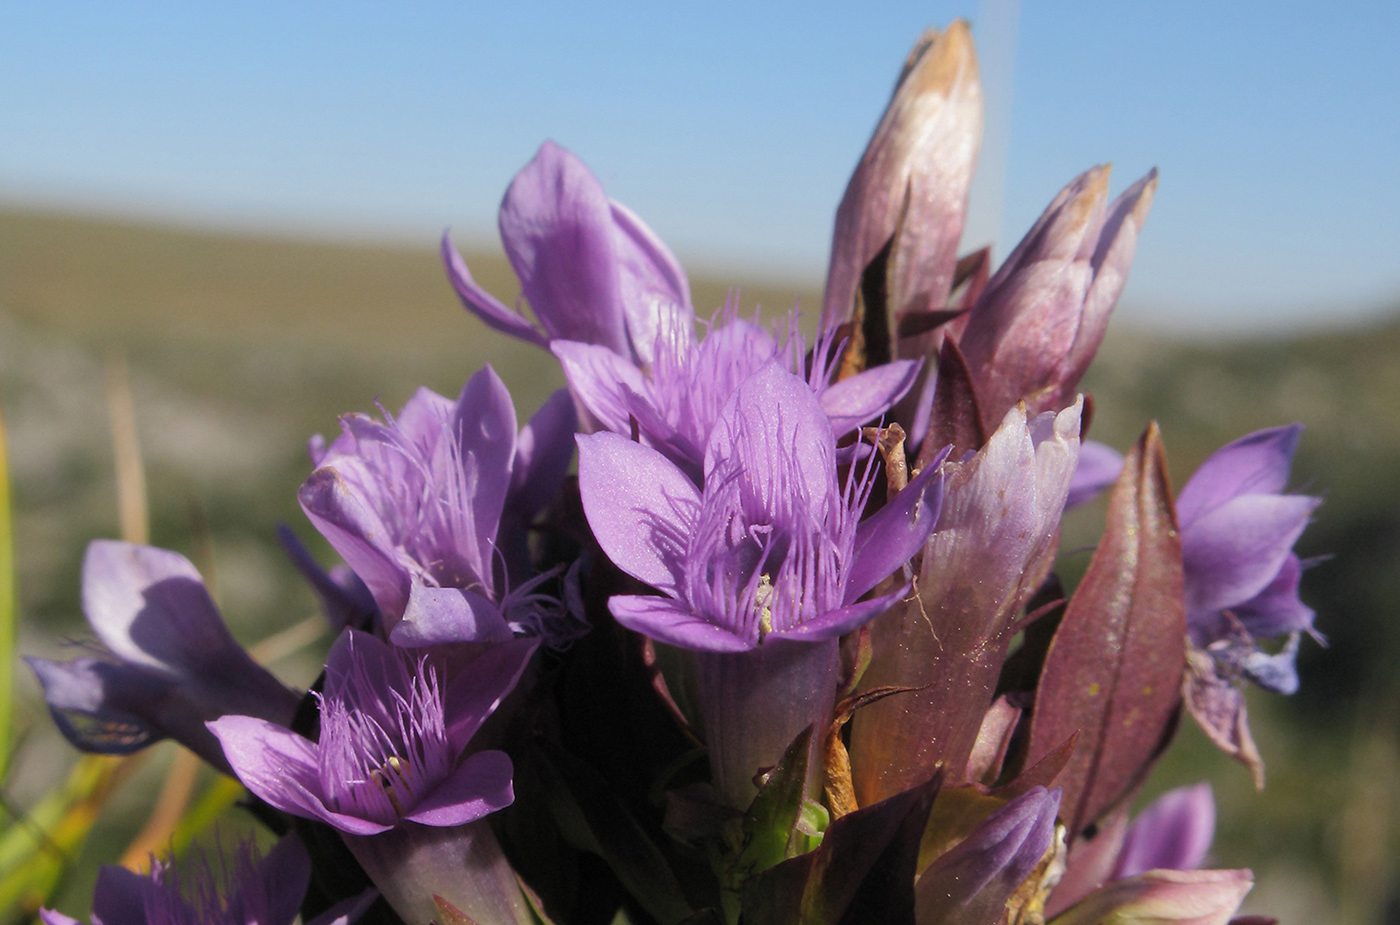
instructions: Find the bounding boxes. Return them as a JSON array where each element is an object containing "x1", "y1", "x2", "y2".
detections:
[
  {"x1": 40, "y1": 835, "x2": 372, "y2": 925},
  {"x1": 577, "y1": 361, "x2": 943, "y2": 652},
  {"x1": 210, "y1": 629, "x2": 533, "y2": 835},
  {"x1": 443, "y1": 140, "x2": 692, "y2": 366},
  {"x1": 28, "y1": 541, "x2": 301, "y2": 773},
  {"x1": 299, "y1": 366, "x2": 582, "y2": 646},
  {"x1": 1179, "y1": 424, "x2": 1322, "y2": 693},
  {"x1": 556, "y1": 304, "x2": 922, "y2": 480}
]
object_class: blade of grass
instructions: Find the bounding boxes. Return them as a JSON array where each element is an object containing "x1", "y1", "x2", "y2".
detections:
[
  {"x1": 105, "y1": 350, "x2": 148, "y2": 546},
  {"x1": 119, "y1": 745, "x2": 201, "y2": 872},
  {"x1": 0, "y1": 754, "x2": 145, "y2": 922},
  {"x1": 0, "y1": 405, "x2": 15, "y2": 780},
  {"x1": 166, "y1": 775, "x2": 247, "y2": 859}
]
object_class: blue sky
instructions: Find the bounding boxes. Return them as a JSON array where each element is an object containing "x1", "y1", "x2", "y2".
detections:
[{"x1": 2, "y1": 1, "x2": 1397, "y2": 332}]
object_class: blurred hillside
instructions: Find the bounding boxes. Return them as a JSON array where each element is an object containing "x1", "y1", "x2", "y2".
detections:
[{"x1": 2, "y1": 206, "x2": 1398, "y2": 921}]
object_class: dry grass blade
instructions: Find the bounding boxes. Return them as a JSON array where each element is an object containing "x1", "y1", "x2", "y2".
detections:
[{"x1": 105, "y1": 350, "x2": 148, "y2": 546}]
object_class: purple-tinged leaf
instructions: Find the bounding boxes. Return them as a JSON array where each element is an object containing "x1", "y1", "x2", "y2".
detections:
[
  {"x1": 1026, "y1": 421, "x2": 1185, "y2": 839},
  {"x1": 918, "y1": 336, "x2": 985, "y2": 468}
]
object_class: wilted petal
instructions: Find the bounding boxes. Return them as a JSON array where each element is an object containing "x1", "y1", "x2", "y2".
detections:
[
  {"x1": 1062, "y1": 169, "x2": 1159, "y2": 407},
  {"x1": 851, "y1": 401, "x2": 1079, "y2": 804},
  {"x1": 577, "y1": 431, "x2": 701, "y2": 595},
  {"x1": 1116, "y1": 784, "x2": 1216, "y2": 879}
]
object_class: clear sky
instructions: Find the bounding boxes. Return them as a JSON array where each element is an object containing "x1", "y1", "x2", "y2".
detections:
[{"x1": 2, "y1": 1, "x2": 1397, "y2": 333}]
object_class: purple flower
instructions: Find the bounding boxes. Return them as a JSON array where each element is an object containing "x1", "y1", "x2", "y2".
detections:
[
  {"x1": 1115, "y1": 784, "x2": 1216, "y2": 879},
  {"x1": 298, "y1": 366, "x2": 581, "y2": 647},
  {"x1": 39, "y1": 835, "x2": 372, "y2": 925},
  {"x1": 27, "y1": 541, "x2": 301, "y2": 774},
  {"x1": 556, "y1": 304, "x2": 922, "y2": 478},
  {"x1": 914, "y1": 787, "x2": 1062, "y2": 924},
  {"x1": 576, "y1": 361, "x2": 943, "y2": 653},
  {"x1": 578, "y1": 361, "x2": 943, "y2": 806},
  {"x1": 443, "y1": 140, "x2": 692, "y2": 365},
  {"x1": 1178, "y1": 424, "x2": 1321, "y2": 694},
  {"x1": 209, "y1": 629, "x2": 533, "y2": 836}
]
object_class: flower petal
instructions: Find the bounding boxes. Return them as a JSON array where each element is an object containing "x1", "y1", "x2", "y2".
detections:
[
  {"x1": 609, "y1": 198, "x2": 693, "y2": 364},
  {"x1": 391, "y1": 584, "x2": 514, "y2": 647},
  {"x1": 1232, "y1": 553, "x2": 1317, "y2": 640},
  {"x1": 299, "y1": 467, "x2": 412, "y2": 621},
  {"x1": 1181, "y1": 494, "x2": 1320, "y2": 617},
  {"x1": 1051, "y1": 868, "x2": 1252, "y2": 925},
  {"x1": 1176, "y1": 425, "x2": 1303, "y2": 528},
  {"x1": 404, "y1": 750, "x2": 515, "y2": 827},
  {"x1": 819, "y1": 359, "x2": 922, "y2": 436},
  {"x1": 443, "y1": 637, "x2": 539, "y2": 745},
  {"x1": 577, "y1": 432, "x2": 701, "y2": 594},
  {"x1": 28, "y1": 657, "x2": 164, "y2": 756},
  {"x1": 499, "y1": 141, "x2": 629, "y2": 353},
  {"x1": 846, "y1": 454, "x2": 946, "y2": 602},
  {"x1": 1115, "y1": 783, "x2": 1216, "y2": 879},
  {"x1": 609, "y1": 595, "x2": 753, "y2": 652},
  {"x1": 770, "y1": 584, "x2": 911, "y2": 643},
  {"x1": 450, "y1": 365, "x2": 518, "y2": 578},
  {"x1": 82, "y1": 541, "x2": 234, "y2": 672},
  {"x1": 1066, "y1": 440, "x2": 1125, "y2": 509},
  {"x1": 509, "y1": 387, "x2": 579, "y2": 520},
  {"x1": 553, "y1": 340, "x2": 651, "y2": 436},
  {"x1": 206, "y1": 715, "x2": 392, "y2": 833},
  {"x1": 915, "y1": 786, "x2": 1062, "y2": 924},
  {"x1": 704, "y1": 362, "x2": 836, "y2": 513},
  {"x1": 441, "y1": 232, "x2": 548, "y2": 347}
]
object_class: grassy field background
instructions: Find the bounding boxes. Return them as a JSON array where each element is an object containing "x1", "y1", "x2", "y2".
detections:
[{"x1": 3, "y1": 206, "x2": 1398, "y2": 922}]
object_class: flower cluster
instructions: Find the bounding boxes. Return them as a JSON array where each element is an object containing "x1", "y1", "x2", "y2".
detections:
[{"x1": 32, "y1": 19, "x2": 1323, "y2": 925}]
